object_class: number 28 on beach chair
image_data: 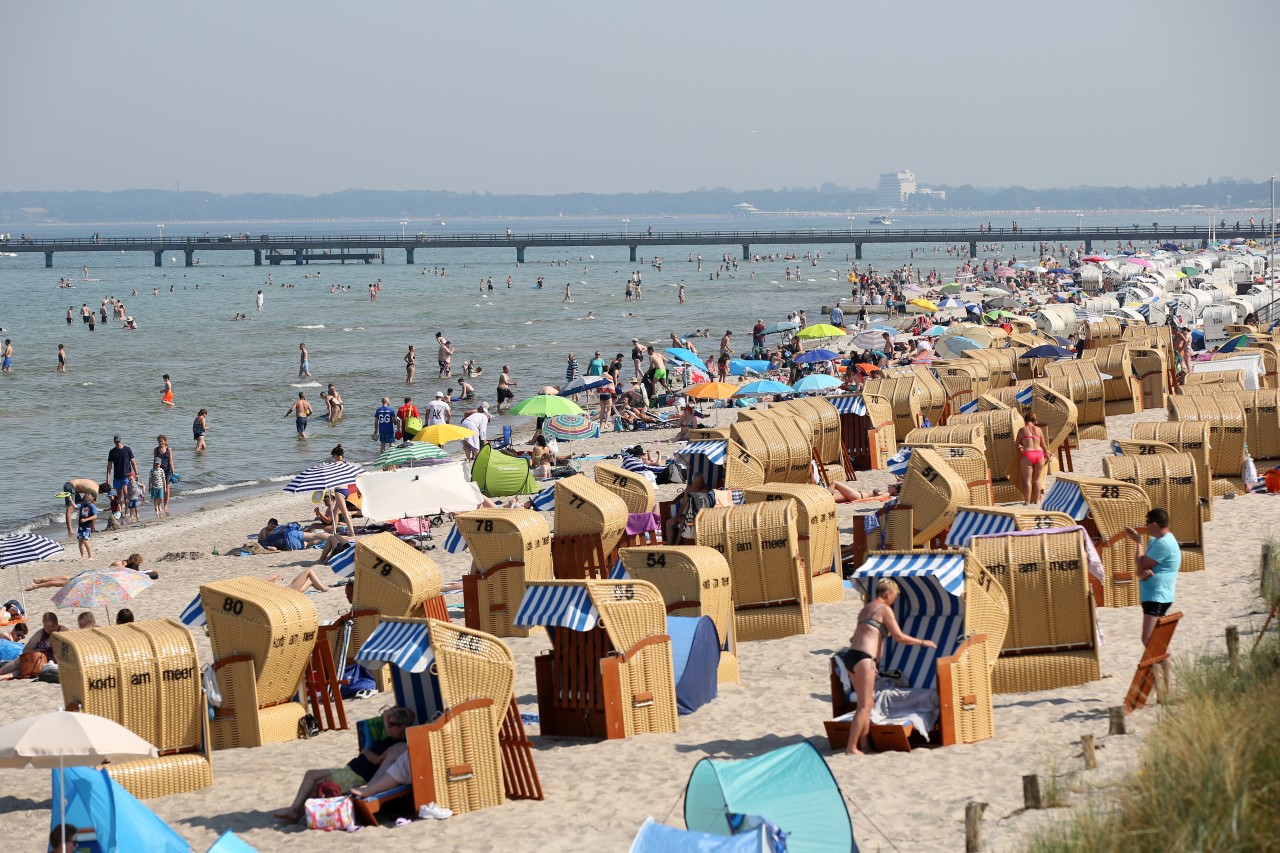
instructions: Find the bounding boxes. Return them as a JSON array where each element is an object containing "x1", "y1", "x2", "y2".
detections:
[{"x1": 1041, "y1": 475, "x2": 1149, "y2": 608}]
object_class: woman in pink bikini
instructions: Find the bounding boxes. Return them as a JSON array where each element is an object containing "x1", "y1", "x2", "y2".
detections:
[{"x1": 1016, "y1": 411, "x2": 1047, "y2": 504}]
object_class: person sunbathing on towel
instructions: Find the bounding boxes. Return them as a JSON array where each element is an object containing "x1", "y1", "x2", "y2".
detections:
[
  {"x1": 844, "y1": 579, "x2": 936, "y2": 756},
  {"x1": 829, "y1": 482, "x2": 899, "y2": 503},
  {"x1": 257, "y1": 519, "x2": 347, "y2": 564},
  {"x1": 263, "y1": 568, "x2": 331, "y2": 593},
  {"x1": 273, "y1": 706, "x2": 414, "y2": 823}
]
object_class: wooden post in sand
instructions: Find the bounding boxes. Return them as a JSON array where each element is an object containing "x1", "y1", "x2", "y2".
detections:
[
  {"x1": 1108, "y1": 706, "x2": 1127, "y2": 735},
  {"x1": 1262, "y1": 543, "x2": 1273, "y2": 598},
  {"x1": 965, "y1": 802, "x2": 987, "y2": 852},
  {"x1": 1226, "y1": 625, "x2": 1240, "y2": 669},
  {"x1": 1081, "y1": 734, "x2": 1097, "y2": 770},
  {"x1": 1022, "y1": 775, "x2": 1043, "y2": 810}
]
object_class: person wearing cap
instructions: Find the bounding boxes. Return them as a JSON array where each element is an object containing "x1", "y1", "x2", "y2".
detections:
[
  {"x1": 460, "y1": 402, "x2": 490, "y2": 462},
  {"x1": 752, "y1": 319, "x2": 766, "y2": 348},
  {"x1": 105, "y1": 435, "x2": 137, "y2": 501},
  {"x1": 426, "y1": 391, "x2": 451, "y2": 426}
]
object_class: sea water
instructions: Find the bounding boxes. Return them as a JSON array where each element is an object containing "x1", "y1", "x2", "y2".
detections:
[{"x1": 0, "y1": 210, "x2": 1207, "y2": 533}]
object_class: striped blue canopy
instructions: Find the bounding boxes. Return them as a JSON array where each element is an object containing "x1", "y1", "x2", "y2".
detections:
[
  {"x1": 829, "y1": 395, "x2": 868, "y2": 416},
  {"x1": 855, "y1": 551, "x2": 967, "y2": 596},
  {"x1": 327, "y1": 543, "x2": 357, "y2": 578},
  {"x1": 180, "y1": 592, "x2": 206, "y2": 629},
  {"x1": 676, "y1": 441, "x2": 727, "y2": 465},
  {"x1": 283, "y1": 461, "x2": 366, "y2": 494},
  {"x1": 531, "y1": 484, "x2": 557, "y2": 511},
  {"x1": 356, "y1": 619, "x2": 436, "y2": 674},
  {"x1": 0, "y1": 533, "x2": 63, "y2": 568},
  {"x1": 1042, "y1": 479, "x2": 1089, "y2": 520},
  {"x1": 945, "y1": 510, "x2": 1019, "y2": 548},
  {"x1": 443, "y1": 523, "x2": 469, "y2": 553},
  {"x1": 514, "y1": 584, "x2": 599, "y2": 631},
  {"x1": 886, "y1": 447, "x2": 912, "y2": 477}
]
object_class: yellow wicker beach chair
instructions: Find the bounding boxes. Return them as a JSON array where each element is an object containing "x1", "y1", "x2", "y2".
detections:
[
  {"x1": 942, "y1": 505, "x2": 1076, "y2": 549},
  {"x1": 1043, "y1": 360, "x2": 1108, "y2": 441},
  {"x1": 1167, "y1": 395, "x2": 1247, "y2": 482},
  {"x1": 903, "y1": 364, "x2": 948, "y2": 426},
  {"x1": 1127, "y1": 346, "x2": 1168, "y2": 410},
  {"x1": 593, "y1": 461, "x2": 656, "y2": 514},
  {"x1": 1181, "y1": 374, "x2": 1245, "y2": 395},
  {"x1": 742, "y1": 483, "x2": 842, "y2": 604},
  {"x1": 827, "y1": 549, "x2": 1007, "y2": 751},
  {"x1": 54, "y1": 620, "x2": 213, "y2": 798},
  {"x1": 458, "y1": 507, "x2": 553, "y2": 638},
  {"x1": 688, "y1": 427, "x2": 730, "y2": 441},
  {"x1": 199, "y1": 577, "x2": 317, "y2": 750},
  {"x1": 352, "y1": 617, "x2": 541, "y2": 818},
  {"x1": 948, "y1": 407, "x2": 1026, "y2": 502},
  {"x1": 517, "y1": 579, "x2": 679, "y2": 739},
  {"x1": 731, "y1": 415, "x2": 815, "y2": 484},
  {"x1": 962, "y1": 348, "x2": 1016, "y2": 389},
  {"x1": 1082, "y1": 316, "x2": 1124, "y2": 350},
  {"x1": 902, "y1": 442, "x2": 993, "y2": 507},
  {"x1": 553, "y1": 474, "x2": 629, "y2": 579},
  {"x1": 1032, "y1": 381, "x2": 1080, "y2": 472},
  {"x1": 1236, "y1": 389, "x2": 1280, "y2": 463},
  {"x1": 862, "y1": 375, "x2": 922, "y2": 440},
  {"x1": 1102, "y1": 452, "x2": 1206, "y2": 573},
  {"x1": 933, "y1": 361, "x2": 987, "y2": 418},
  {"x1": 694, "y1": 500, "x2": 811, "y2": 641},
  {"x1": 346, "y1": 532, "x2": 447, "y2": 690},
  {"x1": 619, "y1": 545, "x2": 739, "y2": 683},
  {"x1": 771, "y1": 397, "x2": 843, "y2": 465},
  {"x1": 1083, "y1": 344, "x2": 1143, "y2": 415},
  {"x1": 967, "y1": 530, "x2": 1101, "y2": 693},
  {"x1": 1042, "y1": 475, "x2": 1149, "y2": 608},
  {"x1": 1131, "y1": 421, "x2": 1216, "y2": 517}
]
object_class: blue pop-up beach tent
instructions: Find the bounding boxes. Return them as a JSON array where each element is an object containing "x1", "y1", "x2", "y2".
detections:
[
  {"x1": 51, "y1": 767, "x2": 189, "y2": 853},
  {"x1": 684, "y1": 742, "x2": 857, "y2": 853},
  {"x1": 630, "y1": 817, "x2": 784, "y2": 852}
]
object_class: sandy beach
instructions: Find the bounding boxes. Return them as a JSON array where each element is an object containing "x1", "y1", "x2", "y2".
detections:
[{"x1": 0, "y1": 402, "x2": 1271, "y2": 853}]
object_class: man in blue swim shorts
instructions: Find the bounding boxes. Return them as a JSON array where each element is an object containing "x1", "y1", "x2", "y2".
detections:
[{"x1": 105, "y1": 436, "x2": 137, "y2": 499}]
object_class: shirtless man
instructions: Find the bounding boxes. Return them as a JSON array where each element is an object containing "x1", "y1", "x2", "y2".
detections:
[
  {"x1": 286, "y1": 392, "x2": 313, "y2": 438},
  {"x1": 496, "y1": 365, "x2": 517, "y2": 413},
  {"x1": 645, "y1": 347, "x2": 670, "y2": 395},
  {"x1": 720, "y1": 329, "x2": 733, "y2": 357},
  {"x1": 61, "y1": 478, "x2": 100, "y2": 536},
  {"x1": 298, "y1": 343, "x2": 310, "y2": 379},
  {"x1": 437, "y1": 337, "x2": 454, "y2": 378},
  {"x1": 1, "y1": 339, "x2": 12, "y2": 373}
]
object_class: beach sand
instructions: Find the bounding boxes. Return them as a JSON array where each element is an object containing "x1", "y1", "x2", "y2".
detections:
[{"x1": 0, "y1": 404, "x2": 1271, "y2": 852}]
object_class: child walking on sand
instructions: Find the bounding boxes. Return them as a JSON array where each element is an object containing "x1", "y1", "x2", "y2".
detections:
[
  {"x1": 126, "y1": 472, "x2": 143, "y2": 523},
  {"x1": 147, "y1": 459, "x2": 166, "y2": 519}
]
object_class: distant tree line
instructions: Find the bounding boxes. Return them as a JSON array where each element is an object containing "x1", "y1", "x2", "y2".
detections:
[{"x1": 0, "y1": 178, "x2": 1270, "y2": 224}]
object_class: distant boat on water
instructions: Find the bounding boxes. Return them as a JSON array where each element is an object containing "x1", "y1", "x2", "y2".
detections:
[{"x1": 872, "y1": 216, "x2": 893, "y2": 225}]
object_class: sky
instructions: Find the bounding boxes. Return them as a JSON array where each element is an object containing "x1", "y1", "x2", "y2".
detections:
[{"x1": 3, "y1": 0, "x2": 1275, "y2": 196}]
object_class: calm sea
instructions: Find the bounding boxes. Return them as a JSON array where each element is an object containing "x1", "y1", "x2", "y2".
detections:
[{"x1": 0, "y1": 210, "x2": 1214, "y2": 534}]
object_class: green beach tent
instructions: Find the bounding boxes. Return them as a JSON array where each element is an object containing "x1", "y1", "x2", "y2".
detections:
[{"x1": 470, "y1": 445, "x2": 538, "y2": 498}]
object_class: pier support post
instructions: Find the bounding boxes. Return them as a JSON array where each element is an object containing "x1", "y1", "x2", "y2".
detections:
[
  {"x1": 629, "y1": 245, "x2": 637, "y2": 263},
  {"x1": 968, "y1": 241, "x2": 977, "y2": 259},
  {"x1": 742, "y1": 244, "x2": 750, "y2": 261},
  {"x1": 254, "y1": 249, "x2": 262, "y2": 266},
  {"x1": 516, "y1": 245, "x2": 525, "y2": 264},
  {"x1": 45, "y1": 251, "x2": 53, "y2": 268},
  {"x1": 405, "y1": 247, "x2": 414, "y2": 265},
  {"x1": 855, "y1": 243, "x2": 862, "y2": 261},
  {"x1": 154, "y1": 250, "x2": 163, "y2": 267},
  {"x1": 295, "y1": 249, "x2": 304, "y2": 266},
  {"x1": 184, "y1": 249, "x2": 194, "y2": 267},
  {"x1": 1084, "y1": 239, "x2": 1093, "y2": 254}
]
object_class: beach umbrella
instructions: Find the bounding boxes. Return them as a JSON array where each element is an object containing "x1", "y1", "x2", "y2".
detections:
[
  {"x1": 374, "y1": 441, "x2": 448, "y2": 467},
  {"x1": 686, "y1": 382, "x2": 739, "y2": 400},
  {"x1": 1021, "y1": 345, "x2": 1075, "y2": 359},
  {"x1": 51, "y1": 569, "x2": 154, "y2": 622},
  {"x1": 1180, "y1": 266, "x2": 1200, "y2": 276},
  {"x1": 728, "y1": 359, "x2": 769, "y2": 376},
  {"x1": 412, "y1": 423, "x2": 476, "y2": 446},
  {"x1": 733, "y1": 379, "x2": 795, "y2": 397},
  {"x1": 1048, "y1": 267, "x2": 1071, "y2": 274},
  {"x1": 795, "y1": 323, "x2": 845, "y2": 340},
  {"x1": 908, "y1": 298, "x2": 938, "y2": 313},
  {"x1": 1126, "y1": 257, "x2": 1155, "y2": 269},
  {"x1": 1081, "y1": 255, "x2": 1109, "y2": 263},
  {"x1": 792, "y1": 374, "x2": 843, "y2": 393},
  {"x1": 939, "y1": 283, "x2": 964, "y2": 295},
  {"x1": 0, "y1": 710, "x2": 159, "y2": 837},
  {"x1": 508, "y1": 394, "x2": 584, "y2": 417},
  {"x1": 924, "y1": 326, "x2": 946, "y2": 337},
  {"x1": 558, "y1": 375, "x2": 612, "y2": 397},
  {"x1": 1218, "y1": 334, "x2": 1249, "y2": 354},
  {"x1": 762, "y1": 320, "x2": 799, "y2": 335},
  {"x1": 851, "y1": 329, "x2": 889, "y2": 349},
  {"x1": 792, "y1": 348, "x2": 839, "y2": 364},
  {"x1": 544, "y1": 414, "x2": 599, "y2": 441},
  {"x1": 0, "y1": 533, "x2": 63, "y2": 610},
  {"x1": 993, "y1": 266, "x2": 1016, "y2": 277},
  {"x1": 283, "y1": 461, "x2": 365, "y2": 493},
  {"x1": 665, "y1": 347, "x2": 709, "y2": 371},
  {"x1": 934, "y1": 336, "x2": 983, "y2": 358},
  {"x1": 978, "y1": 286, "x2": 1009, "y2": 297},
  {"x1": 938, "y1": 297, "x2": 965, "y2": 309}
]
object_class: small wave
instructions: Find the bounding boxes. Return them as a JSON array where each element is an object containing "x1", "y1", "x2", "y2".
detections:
[
  {"x1": 295, "y1": 324, "x2": 326, "y2": 329},
  {"x1": 183, "y1": 479, "x2": 263, "y2": 495},
  {"x1": 291, "y1": 381, "x2": 322, "y2": 388},
  {"x1": 4, "y1": 512, "x2": 62, "y2": 537},
  {"x1": 79, "y1": 382, "x2": 94, "y2": 387},
  {"x1": 343, "y1": 327, "x2": 354, "y2": 332}
]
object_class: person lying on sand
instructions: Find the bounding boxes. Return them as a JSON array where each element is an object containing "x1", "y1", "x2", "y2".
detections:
[
  {"x1": 829, "y1": 482, "x2": 899, "y2": 503},
  {"x1": 256, "y1": 519, "x2": 347, "y2": 562},
  {"x1": 27, "y1": 553, "x2": 159, "y2": 591},
  {"x1": 263, "y1": 568, "x2": 332, "y2": 593}
]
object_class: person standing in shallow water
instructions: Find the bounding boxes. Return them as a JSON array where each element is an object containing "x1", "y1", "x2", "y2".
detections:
[
  {"x1": 404, "y1": 345, "x2": 416, "y2": 384},
  {"x1": 286, "y1": 392, "x2": 313, "y2": 438},
  {"x1": 298, "y1": 343, "x2": 311, "y2": 379}
]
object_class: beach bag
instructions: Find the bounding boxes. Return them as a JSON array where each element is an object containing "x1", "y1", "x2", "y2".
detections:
[
  {"x1": 340, "y1": 663, "x2": 377, "y2": 699},
  {"x1": 304, "y1": 796, "x2": 354, "y2": 831},
  {"x1": 404, "y1": 416, "x2": 423, "y2": 436},
  {"x1": 202, "y1": 664, "x2": 223, "y2": 708},
  {"x1": 18, "y1": 651, "x2": 48, "y2": 679}
]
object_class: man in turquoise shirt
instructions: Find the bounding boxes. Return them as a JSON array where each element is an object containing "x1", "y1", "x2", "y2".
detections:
[{"x1": 1125, "y1": 507, "x2": 1181, "y2": 645}]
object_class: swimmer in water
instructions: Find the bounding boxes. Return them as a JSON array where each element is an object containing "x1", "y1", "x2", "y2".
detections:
[{"x1": 161, "y1": 374, "x2": 174, "y2": 407}]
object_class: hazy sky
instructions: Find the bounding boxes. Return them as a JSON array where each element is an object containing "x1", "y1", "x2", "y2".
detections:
[{"x1": 3, "y1": 0, "x2": 1275, "y2": 195}]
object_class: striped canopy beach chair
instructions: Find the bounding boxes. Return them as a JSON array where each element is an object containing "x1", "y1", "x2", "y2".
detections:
[
  {"x1": 1042, "y1": 475, "x2": 1149, "y2": 608},
  {"x1": 457, "y1": 507, "x2": 553, "y2": 638},
  {"x1": 829, "y1": 393, "x2": 897, "y2": 472},
  {"x1": 674, "y1": 438, "x2": 765, "y2": 491},
  {"x1": 944, "y1": 506, "x2": 1076, "y2": 549}
]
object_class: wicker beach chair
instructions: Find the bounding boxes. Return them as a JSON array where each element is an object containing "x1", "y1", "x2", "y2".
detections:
[
  {"x1": 1083, "y1": 344, "x2": 1143, "y2": 415},
  {"x1": 1167, "y1": 395, "x2": 1247, "y2": 483},
  {"x1": 516, "y1": 579, "x2": 679, "y2": 739},
  {"x1": 1127, "y1": 346, "x2": 1168, "y2": 410},
  {"x1": 903, "y1": 364, "x2": 948, "y2": 426},
  {"x1": 199, "y1": 577, "x2": 317, "y2": 750},
  {"x1": 948, "y1": 407, "x2": 1026, "y2": 503},
  {"x1": 1032, "y1": 381, "x2": 1080, "y2": 471},
  {"x1": 902, "y1": 442, "x2": 993, "y2": 507},
  {"x1": 862, "y1": 376, "x2": 922, "y2": 440},
  {"x1": 1131, "y1": 421, "x2": 1216, "y2": 517},
  {"x1": 1102, "y1": 452, "x2": 1206, "y2": 573},
  {"x1": 687, "y1": 427, "x2": 730, "y2": 441},
  {"x1": 1043, "y1": 360, "x2": 1108, "y2": 441},
  {"x1": 553, "y1": 474, "x2": 629, "y2": 578},
  {"x1": 1236, "y1": 389, "x2": 1280, "y2": 463},
  {"x1": 694, "y1": 500, "x2": 811, "y2": 641},
  {"x1": 458, "y1": 507, "x2": 553, "y2": 638},
  {"x1": 1041, "y1": 475, "x2": 1150, "y2": 608},
  {"x1": 352, "y1": 617, "x2": 541, "y2": 820},
  {"x1": 771, "y1": 397, "x2": 843, "y2": 466},
  {"x1": 731, "y1": 415, "x2": 814, "y2": 484},
  {"x1": 943, "y1": 505, "x2": 1076, "y2": 549},
  {"x1": 742, "y1": 483, "x2": 842, "y2": 604},
  {"x1": 343, "y1": 532, "x2": 447, "y2": 690},
  {"x1": 674, "y1": 437, "x2": 766, "y2": 490},
  {"x1": 619, "y1": 545, "x2": 739, "y2": 683},
  {"x1": 53, "y1": 620, "x2": 213, "y2": 798},
  {"x1": 962, "y1": 348, "x2": 1016, "y2": 389},
  {"x1": 1181, "y1": 374, "x2": 1245, "y2": 394},
  {"x1": 826, "y1": 549, "x2": 1007, "y2": 751},
  {"x1": 1082, "y1": 316, "x2": 1124, "y2": 350},
  {"x1": 933, "y1": 361, "x2": 988, "y2": 418},
  {"x1": 593, "y1": 462, "x2": 656, "y2": 514},
  {"x1": 967, "y1": 530, "x2": 1101, "y2": 693}
]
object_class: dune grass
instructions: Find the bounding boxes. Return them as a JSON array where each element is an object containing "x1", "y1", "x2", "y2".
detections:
[{"x1": 1026, "y1": 608, "x2": 1280, "y2": 851}]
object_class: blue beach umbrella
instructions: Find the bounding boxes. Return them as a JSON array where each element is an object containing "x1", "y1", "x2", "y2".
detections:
[
  {"x1": 792, "y1": 348, "x2": 840, "y2": 364},
  {"x1": 558, "y1": 375, "x2": 612, "y2": 396},
  {"x1": 1020, "y1": 345, "x2": 1075, "y2": 359},
  {"x1": 761, "y1": 321, "x2": 799, "y2": 336},
  {"x1": 1218, "y1": 334, "x2": 1249, "y2": 354},
  {"x1": 733, "y1": 379, "x2": 795, "y2": 397},
  {"x1": 666, "y1": 348, "x2": 709, "y2": 371},
  {"x1": 792, "y1": 374, "x2": 843, "y2": 393},
  {"x1": 924, "y1": 326, "x2": 946, "y2": 337}
]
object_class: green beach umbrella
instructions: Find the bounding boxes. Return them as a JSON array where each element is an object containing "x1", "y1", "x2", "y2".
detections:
[
  {"x1": 375, "y1": 441, "x2": 448, "y2": 467},
  {"x1": 795, "y1": 323, "x2": 846, "y2": 340},
  {"x1": 940, "y1": 283, "x2": 964, "y2": 295},
  {"x1": 508, "y1": 394, "x2": 584, "y2": 417}
]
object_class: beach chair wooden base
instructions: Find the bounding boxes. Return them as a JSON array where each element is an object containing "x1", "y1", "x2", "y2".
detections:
[
  {"x1": 1124, "y1": 612, "x2": 1182, "y2": 713},
  {"x1": 303, "y1": 635, "x2": 348, "y2": 734},
  {"x1": 551, "y1": 533, "x2": 614, "y2": 580},
  {"x1": 463, "y1": 563, "x2": 531, "y2": 639},
  {"x1": 993, "y1": 649, "x2": 1101, "y2": 695},
  {"x1": 405, "y1": 697, "x2": 505, "y2": 816},
  {"x1": 498, "y1": 697, "x2": 543, "y2": 801},
  {"x1": 352, "y1": 784, "x2": 412, "y2": 826},
  {"x1": 533, "y1": 628, "x2": 620, "y2": 740},
  {"x1": 421, "y1": 594, "x2": 451, "y2": 622},
  {"x1": 823, "y1": 718, "x2": 919, "y2": 753}
]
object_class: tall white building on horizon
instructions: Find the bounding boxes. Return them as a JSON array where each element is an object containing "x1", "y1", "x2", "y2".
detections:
[{"x1": 876, "y1": 170, "x2": 917, "y2": 209}]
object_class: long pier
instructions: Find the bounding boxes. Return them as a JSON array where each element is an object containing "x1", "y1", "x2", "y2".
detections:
[{"x1": 2, "y1": 225, "x2": 1270, "y2": 268}]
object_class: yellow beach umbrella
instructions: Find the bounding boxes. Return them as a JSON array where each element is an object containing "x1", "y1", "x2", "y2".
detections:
[
  {"x1": 685, "y1": 382, "x2": 739, "y2": 400},
  {"x1": 795, "y1": 323, "x2": 846, "y2": 340},
  {"x1": 412, "y1": 423, "x2": 476, "y2": 445},
  {"x1": 909, "y1": 297, "x2": 938, "y2": 313}
]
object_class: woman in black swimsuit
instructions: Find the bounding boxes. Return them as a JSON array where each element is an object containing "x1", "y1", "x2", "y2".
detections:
[{"x1": 845, "y1": 579, "x2": 936, "y2": 755}]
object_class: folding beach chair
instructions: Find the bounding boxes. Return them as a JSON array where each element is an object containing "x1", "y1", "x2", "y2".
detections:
[
  {"x1": 53, "y1": 620, "x2": 214, "y2": 798},
  {"x1": 1124, "y1": 611, "x2": 1182, "y2": 712},
  {"x1": 457, "y1": 507, "x2": 553, "y2": 638}
]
